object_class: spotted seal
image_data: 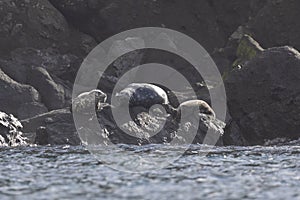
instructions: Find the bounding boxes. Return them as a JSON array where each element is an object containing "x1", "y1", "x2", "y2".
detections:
[
  {"x1": 72, "y1": 89, "x2": 107, "y2": 114},
  {"x1": 176, "y1": 99, "x2": 216, "y2": 120},
  {"x1": 115, "y1": 83, "x2": 170, "y2": 109},
  {"x1": 175, "y1": 100, "x2": 225, "y2": 145},
  {"x1": 114, "y1": 83, "x2": 175, "y2": 125}
]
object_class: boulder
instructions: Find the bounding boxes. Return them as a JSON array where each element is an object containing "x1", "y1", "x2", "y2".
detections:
[
  {"x1": 211, "y1": 0, "x2": 267, "y2": 39},
  {"x1": 232, "y1": 34, "x2": 264, "y2": 67},
  {"x1": 2, "y1": 48, "x2": 82, "y2": 83},
  {"x1": 226, "y1": 46, "x2": 300, "y2": 145},
  {"x1": 49, "y1": 0, "x2": 103, "y2": 19},
  {"x1": 49, "y1": 0, "x2": 269, "y2": 55},
  {"x1": 17, "y1": 102, "x2": 48, "y2": 120},
  {"x1": 0, "y1": 58, "x2": 27, "y2": 83},
  {"x1": 0, "y1": 0, "x2": 97, "y2": 58},
  {"x1": 27, "y1": 67, "x2": 65, "y2": 110},
  {"x1": 21, "y1": 109, "x2": 81, "y2": 145},
  {"x1": 96, "y1": 104, "x2": 225, "y2": 146},
  {"x1": 1, "y1": 48, "x2": 75, "y2": 110},
  {"x1": 223, "y1": 112, "x2": 248, "y2": 146},
  {"x1": 0, "y1": 69, "x2": 41, "y2": 117},
  {"x1": 50, "y1": 0, "x2": 225, "y2": 53},
  {"x1": 247, "y1": 0, "x2": 300, "y2": 51},
  {"x1": 212, "y1": 30, "x2": 264, "y2": 75}
]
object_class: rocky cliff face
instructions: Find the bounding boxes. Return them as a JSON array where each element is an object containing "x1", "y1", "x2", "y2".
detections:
[{"x1": 0, "y1": 0, "x2": 300, "y2": 145}]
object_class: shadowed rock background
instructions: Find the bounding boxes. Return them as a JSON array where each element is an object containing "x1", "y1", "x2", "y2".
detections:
[{"x1": 1, "y1": 0, "x2": 300, "y2": 145}]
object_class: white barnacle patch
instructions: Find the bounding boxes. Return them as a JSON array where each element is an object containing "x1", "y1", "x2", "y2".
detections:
[{"x1": 0, "y1": 112, "x2": 27, "y2": 146}]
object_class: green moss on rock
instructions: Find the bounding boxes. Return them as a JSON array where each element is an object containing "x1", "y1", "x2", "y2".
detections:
[{"x1": 233, "y1": 35, "x2": 264, "y2": 67}]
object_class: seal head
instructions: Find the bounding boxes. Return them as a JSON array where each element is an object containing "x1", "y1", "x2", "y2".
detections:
[
  {"x1": 72, "y1": 89, "x2": 107, "y2": 114},
  {"x1": 177, "y1": 99, "x2": 216, "y2": 120}
]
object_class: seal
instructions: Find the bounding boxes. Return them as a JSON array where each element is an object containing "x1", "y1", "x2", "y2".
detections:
[
  {"x1": 175, "y1": 100, "x2": 225, "y2": 145},
  {"x1": 115, "y1": 83, "x2": 174, "y2": 125},
  {"x1": 176, "y1": 99, "x2": 216, "y2": 119},
  {"x1": 115, "y1": 83, "x2": 169, "y2": 108},
  {"x1": 35, "y1": 126, "x2": 48, "y2": 145},
  {"x1": 72, "y1": 89, "x2": 107, "y2": 114}
]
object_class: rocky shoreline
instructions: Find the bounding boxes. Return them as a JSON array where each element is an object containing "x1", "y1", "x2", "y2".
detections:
[{"x1": 1, "y1": 0, "x2": 300, "y2": 146}]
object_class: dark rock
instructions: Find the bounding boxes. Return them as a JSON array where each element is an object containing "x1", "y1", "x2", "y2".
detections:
[
  {"x1": 21, "y1": 109, "x2": 81, "y2": 145},
  {"x1": 0, "y1": 69, "x2": 41, "y2": 117},
  {"x1": 93, "y1": 38, "x2": 144, "y2": 93},
  {"x1": 50, "y1": 0, "x2": 225, "y2": 53},
  {"x1": 210, "y1": 26, "x2": 246, "y2": 75},
  {"x1": 0, "y1": 0, "x2": 97, "y2": 58},
  {"x1": 212, "y1": 30, "x2": 264, "y2": 75},
  {"x1": 232, "y1": 34, "x2": 264, "y2": 67},
  {"x1": 211, "y1": 50, "x2": 233, "y2": 76},
  {"x1": 211, "y1": 0, "x2": 267, "y2": 40},
  {"x1": 49, "y1": 0, "x2": 104, "y2": 19},
  {"x1": 9, "y1": 48, "x2": 82, "y2": 83},
  {"x1": 247, "y1": 0, "x2": 300, "y2": 51},
  {"x1": 52, "y1": 75, "x2": 73, "y2": 107},
  {"x1": 17, "y1": 102, "x2": 48, "y2": 120},
  {"x1": 27, "y1": 67, "x2": 65, "y2": 110},
  {"x1": 1, "y1": 47, "x2": 75, "y2": 111},
  {"x1": 96, "y1": 102, "x2": 225, "y2": 146},
  {"x1": 0, "y1": 111, "x2": 27, "y2": 146},
  {"x1": 0, "y1": 58, "x2": 27, "y2": 83},
  {"x1": 0, "y1": 48, "x2": 82, "y2": 104},
  {"x1": 49, "y1": 0, "x2": 268, "y2": 55},
  {"x1": 226, "y1": 46, "x2": 300, "y2": 145},
  {"x1": 223, "y1": 112, "x2": 248, "y2": 146},
  {"x1": 17, "y1": 48, "x2": 82, "y2": 82},
  {"x1": 0, "y1": 0, "x2": 67, "y2": 57}
]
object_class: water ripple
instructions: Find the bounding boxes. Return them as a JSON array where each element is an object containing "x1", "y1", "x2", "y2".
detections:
[{"x1": 0, "y1": 142, "x2": 299, "y2": 199}]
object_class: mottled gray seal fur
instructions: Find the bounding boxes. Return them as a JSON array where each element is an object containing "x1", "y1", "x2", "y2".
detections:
[
  {"x1": 72, "y1": 89, "x2": 107, "y2": 114},
  {"x1": 115, "y1": 83, "x2": 169, "y2": 108}
]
